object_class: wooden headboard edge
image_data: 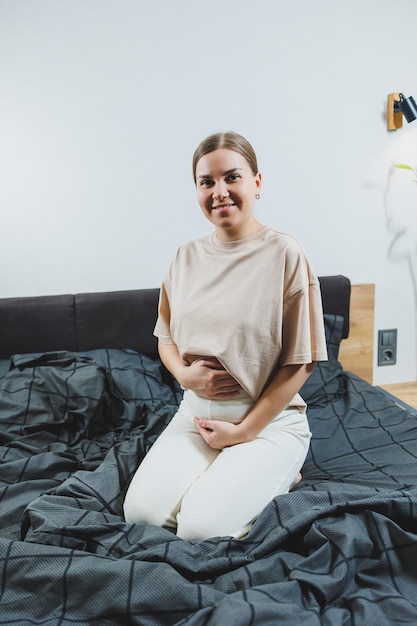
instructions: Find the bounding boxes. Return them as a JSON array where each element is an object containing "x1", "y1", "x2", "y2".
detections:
[{"x1": 338, "y1": 283, "x2": 375, "y2": 384}]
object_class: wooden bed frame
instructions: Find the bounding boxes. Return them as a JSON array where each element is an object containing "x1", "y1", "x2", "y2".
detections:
[{"x1": 339, "y1": 283, "x2": 375, "y2": 384}]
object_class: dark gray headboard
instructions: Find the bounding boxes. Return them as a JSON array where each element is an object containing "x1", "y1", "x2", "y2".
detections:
[
  {"x1": 0, "y1": 289, "x2": 160, "y2": 360},
  {"x1": 318, "y1": 274, "x2": 350, "y2": 338},
  {"x1": 0, "y1": 276, "x2": 350, "y2": 360}
]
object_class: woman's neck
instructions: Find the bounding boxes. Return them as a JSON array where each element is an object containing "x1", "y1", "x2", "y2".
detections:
[{"x1": 215, "y1": 219, "x2": 264, "y2": 242}]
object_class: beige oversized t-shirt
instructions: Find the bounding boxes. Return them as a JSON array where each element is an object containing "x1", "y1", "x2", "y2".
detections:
[{"x1": 154, "y1": 226, "x2": 328, "y2": 406}]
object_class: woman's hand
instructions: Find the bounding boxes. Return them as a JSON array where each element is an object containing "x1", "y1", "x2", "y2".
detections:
[
  {"x1": 184, "y1": 358, "x2": 242, "y2": 399},
  {"x1": 194, "y1": 417, "x2": 242, "y2": 449},
  {"x1": 158, "y1": 343, "x2": 242, "y2": 399}
]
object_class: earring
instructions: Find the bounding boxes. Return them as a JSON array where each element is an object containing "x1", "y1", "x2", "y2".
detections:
[{"x1": 255, "y1": 193, "x2": 261, "y2": 200}]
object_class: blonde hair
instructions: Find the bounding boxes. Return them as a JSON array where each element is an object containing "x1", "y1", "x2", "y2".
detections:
[{"x1": 192, "y1": 132, "x2": 259, "y2": 183}]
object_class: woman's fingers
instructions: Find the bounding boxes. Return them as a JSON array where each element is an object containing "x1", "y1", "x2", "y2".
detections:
[{"x1": 189, "y1": 359, "x2": 242, "y2": 397}]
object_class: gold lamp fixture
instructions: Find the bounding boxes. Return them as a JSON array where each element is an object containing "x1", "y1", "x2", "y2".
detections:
[{"x1": 387, "y1": 92, "x2": 417, "y2": 130}]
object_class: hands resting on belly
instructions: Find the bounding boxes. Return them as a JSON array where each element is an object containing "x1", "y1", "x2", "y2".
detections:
[
  {"x1": 184, "y1": 357, "x2": 245, "y2": 449},
  {"x1": 184, "y1": 357, "x2": 243, "y2": 400},
  {"x1": 158, "y1": 344, "x2": 248, "y2": 448}
]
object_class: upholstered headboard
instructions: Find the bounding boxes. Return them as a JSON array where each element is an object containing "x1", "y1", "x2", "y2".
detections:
[
  {"x1": 0, "y1": 289, "x2": 160, "y2": 360},
  {"x1": 0, "y1": 275, "x2": 351, "y2": 360}
]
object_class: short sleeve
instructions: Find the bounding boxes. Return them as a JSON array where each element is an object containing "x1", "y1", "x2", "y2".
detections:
[
  {"x1": 280, "y1": 274, "x2": 328, "y2": 366},
  {"x1": 153, "y1": 282, "x2": 174, "y2": 344}
]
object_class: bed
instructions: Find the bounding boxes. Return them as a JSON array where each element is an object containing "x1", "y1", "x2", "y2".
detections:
[{"x1": 1, "y1": 275, "x2": 417, "y2": 625}]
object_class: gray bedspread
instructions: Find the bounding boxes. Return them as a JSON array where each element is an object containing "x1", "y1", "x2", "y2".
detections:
[{"x1": 1, "y1": 347, "x2": 417, "y2": 625}]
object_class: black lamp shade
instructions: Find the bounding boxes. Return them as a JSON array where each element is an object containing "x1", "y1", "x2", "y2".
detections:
[{"x1": 401, "y1": 95, "x2": 417, "y2": 122}]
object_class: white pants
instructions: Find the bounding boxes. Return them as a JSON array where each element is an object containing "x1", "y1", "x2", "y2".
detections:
[{"x1": 123, "y1": 390, "x2": 311, "y2": 541}]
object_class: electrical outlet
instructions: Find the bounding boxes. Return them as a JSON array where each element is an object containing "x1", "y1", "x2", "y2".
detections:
[{"x1": 377, "y1": 329, "x2": 397, "y2": 366}]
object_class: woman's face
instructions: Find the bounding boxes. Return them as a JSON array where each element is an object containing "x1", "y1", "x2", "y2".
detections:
[{"x1": 195, "y1": 148, "x2": 262, "y2": 241}]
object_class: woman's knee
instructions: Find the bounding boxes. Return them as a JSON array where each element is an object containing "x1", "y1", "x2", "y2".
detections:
[
  {"x1": 123, "y1": 485, "x2": 150, "y2": 525},
  {"x1": 175, "y1": 502, "x2": 251, "y2": 541},
  {"x1": 123, "y1": 486, "x2": 173, "y2": 528},
  {"x1": 176, "y1": 510, "x2": 222, "y2": 541}
]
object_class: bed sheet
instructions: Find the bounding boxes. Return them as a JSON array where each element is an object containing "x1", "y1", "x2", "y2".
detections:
[{"x1": 1, "y1": 349, "x2": 417, "y2": 625}]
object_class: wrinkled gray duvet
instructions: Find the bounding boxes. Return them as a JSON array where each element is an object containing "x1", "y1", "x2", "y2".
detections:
[{"x1": 1, "y1": 349, "x2": 417, "y2": 625}]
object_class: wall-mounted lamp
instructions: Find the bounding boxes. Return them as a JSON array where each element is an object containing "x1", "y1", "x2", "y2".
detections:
[{"x1": 387, "y1": 92, "x2": 417, "y2": 130}]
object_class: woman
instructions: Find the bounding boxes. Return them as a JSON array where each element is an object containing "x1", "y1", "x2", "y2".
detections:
[{"x1": 123, "y1": 131, "x2": 327, "y2": 541}]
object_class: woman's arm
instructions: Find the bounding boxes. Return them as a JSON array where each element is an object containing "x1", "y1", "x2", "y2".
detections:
[
  {"x1": 158, "y1": 342, "x2": 242, "y2": 398},
  {"x1": 195, "y1": 362, "x2": 315, "y2": 449}
]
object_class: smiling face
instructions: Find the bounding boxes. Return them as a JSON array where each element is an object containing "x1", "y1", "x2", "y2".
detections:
[{"x1": 195, "y1": 148, "x2": 262, "y2": 241}]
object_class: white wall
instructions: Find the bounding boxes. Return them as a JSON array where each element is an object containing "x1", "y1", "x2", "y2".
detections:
[{"x1": 1, "y1": 0, "x2": 416, "y2": 385}]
